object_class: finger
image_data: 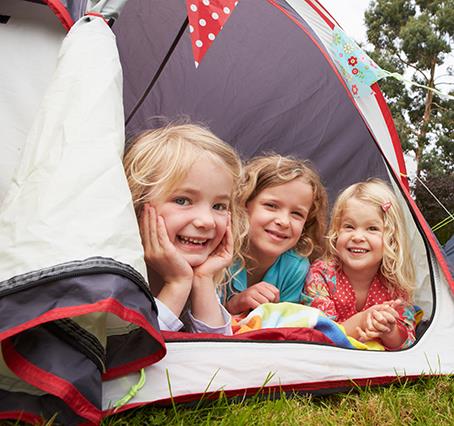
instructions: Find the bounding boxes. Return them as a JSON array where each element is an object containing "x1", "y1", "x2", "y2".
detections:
[
  {"x1": 366, "y1": 312, "x2": 374, "y2": 330},
  {"x1": 156, "y1": 214, "x2": 172, "y2": 249},
  {"x1": 257, "y1": 282, "x2": 280, "y2": 298},
  {"x1": 256, "y1": 287, "x2": 279, "y2": 303},
  {"x1": 379, "y1": 311, "x2": 397, "y2": 324},
  {"x1": 224, "y1": 215, "x2": 234, "y2": 256},
  {"x1": 356, "y1": 327, "x2": 367, "y2": 342},
  {"x1": 371, "y1": 317, "x2": 390, "y2": 333},
  {"x1": 139, "y1": 204, "x2": 155, "y2": 255},
  {"x1": 251, "y1": 293, "x2": 271, "y2": 305},
  {"x1": 365, "y1": 329, "x2": 381, "y2": 339},
  {"x1": 147, "y1": 205, "x2": 161, "y2": 250}
]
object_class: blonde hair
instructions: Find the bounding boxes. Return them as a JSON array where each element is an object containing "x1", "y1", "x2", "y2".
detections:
[
  {"x1": 239, "y1": 153, "x2": 328, "y2": 263},
  {"x1": 123, "y1": 122, "x2": 248, "y2": 287},
  {"x1": 327, "y1": 178, "x2": 415, "y2": 299}
]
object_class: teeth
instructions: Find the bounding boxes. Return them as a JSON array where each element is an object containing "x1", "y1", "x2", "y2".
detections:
[
  {"x1": 179, "y1": 236, "x2": 207, "y2": 245},
  {"x1": 350, "y1": 248, "x2": 367, "y2": 253}
]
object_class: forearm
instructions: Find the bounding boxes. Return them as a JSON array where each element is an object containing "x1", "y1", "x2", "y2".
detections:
[
  {"x1": 157, "y1": 280, "x2": 192, "y2": 318},
  {"x1": 191, "y1": 275, "x2": 226, "y2": 327},
  {"x1": 341, "y1": 311, "x2": 367, "y2": 339}
]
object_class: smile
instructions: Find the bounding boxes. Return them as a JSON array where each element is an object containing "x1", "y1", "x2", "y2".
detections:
[
  {"x1": 348, "y1": 248, "x2": 369, "y2": 253},
  {"x1": 265, "y1": 229, "x2": 289, "y2": 240},
  {"x1": 177, "y1": 235, "x2": 209, "y2": 246}
]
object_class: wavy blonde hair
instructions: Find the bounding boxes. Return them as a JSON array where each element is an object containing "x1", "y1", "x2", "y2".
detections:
[
  {"x1": 239, "y1": 153, "x2": 328, "y2": 264},
  {"x1": 327, "y1": 178, "x2": 415, "y2": 299},
  {"x1": 123, "y1": 122, "x2": 248, "y2": 287}
]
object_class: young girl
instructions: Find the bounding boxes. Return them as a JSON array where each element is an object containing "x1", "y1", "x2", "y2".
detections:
[
  {"x1": 225, "y1": 154, "x2": 328, "y2": 315},
  {"x1": 302, "y1": 178, "x2": 417, "y2": 349},
  {"x1": 124, "y1": 122, "x2": 246, "y2": 334}
]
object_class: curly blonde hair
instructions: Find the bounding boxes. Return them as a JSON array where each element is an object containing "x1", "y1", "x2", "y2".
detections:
[
  {"x1": 123, "y1": 122, "x2": 248, "y2": 287},
  {"x1": 327, "y1": 178, "x2": 415, "y2": 299},
  {"x1": 239, "y1": 153, "x2": 328, "y2": 263}
]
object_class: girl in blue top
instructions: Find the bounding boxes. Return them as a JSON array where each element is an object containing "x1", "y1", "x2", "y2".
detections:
[{"x1": 225, "y1": 154, "x2": 328, "y2": 315}]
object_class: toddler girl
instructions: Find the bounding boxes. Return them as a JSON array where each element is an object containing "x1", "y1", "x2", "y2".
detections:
[
  {"x1": 124, "y1": 123, "x2": 246, "y2": 334},
  {"x1": 302, "y1": 178, "x2": 417, "y2": 349},
  {"x1": 225, "y1": 154, "x2": 328, "y2": 315}
]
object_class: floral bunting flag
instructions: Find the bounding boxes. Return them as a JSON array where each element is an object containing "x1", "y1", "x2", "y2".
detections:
[
  {"x1": 186, "y1": 0, "x2": 239, "y2": 67},
  {"x1": 329, "y1": 26, "x2": 387, "y2": 98}
]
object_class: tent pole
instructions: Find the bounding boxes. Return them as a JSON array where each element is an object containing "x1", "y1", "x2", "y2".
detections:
[{"x1": 125, "y1": 17, "x2": 189, "y2": 126}]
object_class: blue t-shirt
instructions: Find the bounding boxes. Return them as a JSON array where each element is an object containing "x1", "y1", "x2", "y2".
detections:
[{"x1": 226, "y1": 250, "x2": 309, "y2": 303}]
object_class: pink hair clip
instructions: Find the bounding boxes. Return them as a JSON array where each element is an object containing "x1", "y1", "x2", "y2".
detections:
[{"x1": 381, "y1": 201, "x2": 392, "y2": 212}]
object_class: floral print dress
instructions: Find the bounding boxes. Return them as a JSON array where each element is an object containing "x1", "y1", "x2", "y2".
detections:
[{"x1": 301, "y1": 259, "x2": 416, "y2": 349}]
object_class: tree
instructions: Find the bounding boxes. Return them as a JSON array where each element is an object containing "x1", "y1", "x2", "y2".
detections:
[{"x1": 365, "y1": 0, "x2": 454, "y2": 243}]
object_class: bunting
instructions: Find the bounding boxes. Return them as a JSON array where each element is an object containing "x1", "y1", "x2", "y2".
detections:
[{"x1": 186, "y1": 0, "x2": 239, "y2": 67}]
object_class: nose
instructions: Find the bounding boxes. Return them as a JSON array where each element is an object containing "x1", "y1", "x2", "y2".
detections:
[
  {"x1": 192, "y1": 205, "x2": 216, "y2": 230},
  {"x1": 351, "y1": 229, "x2": 365, "y2": 241},
  {"x1": 274, "y1": 211, "x2": 290, "y2": 227}
]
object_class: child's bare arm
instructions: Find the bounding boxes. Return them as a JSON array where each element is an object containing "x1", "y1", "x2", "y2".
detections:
[
  {"x1": 140, "y1": 204, "x2": 193, "y2": 317},
  {"x1": 191, "y1": 219, "x2": 233, "y2": 326}
]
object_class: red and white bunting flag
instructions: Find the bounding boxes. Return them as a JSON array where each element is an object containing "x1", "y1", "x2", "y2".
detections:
[{"x1": 186, "y1": 0, "x2": 239, "y2": 67}]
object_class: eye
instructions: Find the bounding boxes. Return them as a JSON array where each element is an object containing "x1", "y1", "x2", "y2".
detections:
[
  {"x1": 264, "y1": 202, "x2": 277, "y2": 209},
  {"x1": 174, "y1": 197, "x2": 190, "y2": 206},
  {"x1": 343, "y1": 223, "x2": 354, "y2": 230},
  {"x1": 213, "y1": 203, "x2": 228, "y2": 211},
  {"x1": 369, "y1": 225, "x2": 381, "y2": 232},
  {"x1": 291, "y1": 211, "x2": 305, "y2": 219}
]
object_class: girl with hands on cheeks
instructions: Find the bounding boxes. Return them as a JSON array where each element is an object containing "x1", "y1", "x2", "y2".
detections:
[
  {"x1": 225, "y1": 154, "x2": 328, "y2": 315},
  {"x1": 302, "y1": 179, "x2": 417, "y2": 350},
  {"x1": 124, "y1": 123, "x2": 246, "y2": 334}
]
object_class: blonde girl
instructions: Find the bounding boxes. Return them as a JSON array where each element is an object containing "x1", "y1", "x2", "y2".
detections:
[
  {"x1": 225, "y1": 154, "x2": 328, "y2": 315},
  {"x1": 302, "y1": 178, "x2": 417, "y2": 349},
  {"x1": 124, "y1": 122, "x2": 246, "y2": 334}
]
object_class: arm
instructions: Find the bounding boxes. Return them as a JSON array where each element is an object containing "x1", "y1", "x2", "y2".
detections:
[
  {"x1": 301, "y1": 264, "x2": 338, "y2": 320},
  {"x1": 140, "y1": 204, "x2": 193, "y2": 318},
  {"x1": 190, "y1": 215, "x2": 233, "y2": 329}
]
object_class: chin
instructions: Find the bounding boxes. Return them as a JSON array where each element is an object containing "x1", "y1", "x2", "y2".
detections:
[{"x1": 183, "y1": 253, "x2": 209, "y2": 267}]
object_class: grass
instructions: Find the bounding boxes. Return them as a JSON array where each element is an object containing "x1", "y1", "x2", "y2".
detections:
[{"x1": 103, "y1": 375, "x2": 454, "y2": 425}]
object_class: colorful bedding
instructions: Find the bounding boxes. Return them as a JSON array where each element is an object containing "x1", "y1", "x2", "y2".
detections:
[{"x1": 232, "y1": 302, "x2": 386, "y2": 350}]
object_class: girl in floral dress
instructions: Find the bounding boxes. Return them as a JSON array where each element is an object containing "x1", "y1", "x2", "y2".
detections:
[{"x1": 302, "y1": 179, "x2": 417, "y2": 349}]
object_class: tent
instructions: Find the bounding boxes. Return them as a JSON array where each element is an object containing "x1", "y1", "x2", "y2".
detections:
[{"x1": 0, "y1": 0, "x2": 453, "y2": 424}]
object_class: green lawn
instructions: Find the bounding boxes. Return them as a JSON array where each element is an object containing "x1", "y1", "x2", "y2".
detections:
[{"x1": 103, "y1": 375, "x2": 454, "y2": 425}]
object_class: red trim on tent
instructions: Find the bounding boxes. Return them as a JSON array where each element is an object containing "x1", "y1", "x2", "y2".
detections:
[
  {"x1": 161, "y1": 327, "x2": 335, "y2": 345},
  {"x1": 372, "y1": 83, "x2": 410, "y2": 190},
  {"x1": 0, "y1": 298, "x2": 167, "y2": 378},
  {"x1": 304, "y1": 0, "x2": 334, "y2": 29},
  {"x1": 312, "y1": 0, "x2": 340, "y2": 27},
  {"x1": 2, "y1": 339, "x2": 101, "y2": 424},
  {"x1": 0, "y1": 411, "x2": 43, "y2": 425},
  {"x1": 42, "y1": 0, "x2": 74, "y2": 30}
]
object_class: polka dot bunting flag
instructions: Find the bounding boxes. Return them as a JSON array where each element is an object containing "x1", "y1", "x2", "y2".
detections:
[{"x1": 186, "y1": 0, "x2": 239, "y2": 67}]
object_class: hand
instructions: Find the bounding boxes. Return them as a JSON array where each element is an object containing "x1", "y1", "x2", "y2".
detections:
[
  {"x1": 226, "y1": 282, "x2": 280, "y2": 315},
  {"x1": 139, "y1": 204, "x2": 193, "y2": 286},
  {"x1": 356, "y1": 304, "x2": 399, "y2": 342},
  {"x1": 193, "y1": 214, "x2": 233, "y2": 279}
]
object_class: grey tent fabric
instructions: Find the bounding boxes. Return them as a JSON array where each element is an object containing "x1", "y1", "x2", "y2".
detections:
[{"x1": 114, "y1": 0, "x2": 389, "y2": 204}]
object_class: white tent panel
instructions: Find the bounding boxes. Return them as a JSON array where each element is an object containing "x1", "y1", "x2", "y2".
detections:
[
  {"x1": 0, "y1": 0, "x2": 66, "y2": 205},
  {"x1": 0, "y1": 15, "x2": 147, "y2": 282}
]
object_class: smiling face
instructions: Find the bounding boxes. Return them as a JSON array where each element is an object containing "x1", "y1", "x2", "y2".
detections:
[
  {"x1": 154, "y1": 155, "x2": 232, "y2": 267},
  {"x1": 335, "y1": 197, "x2": 384, "y2": 278},
  {"x1": 246, "y1": 178, "x2": 314, "y2": 268}
]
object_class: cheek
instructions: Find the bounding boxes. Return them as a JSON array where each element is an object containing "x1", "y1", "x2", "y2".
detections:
[{"x1": 215, "y1": 215, "x2": 228, "y2": 238}]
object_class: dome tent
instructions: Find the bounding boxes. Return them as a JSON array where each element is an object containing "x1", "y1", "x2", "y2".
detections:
[{"x1": 0, "y1": 0, "x2": 453, "y2": 424}]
